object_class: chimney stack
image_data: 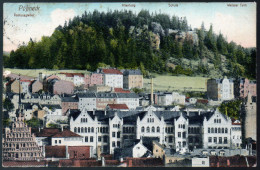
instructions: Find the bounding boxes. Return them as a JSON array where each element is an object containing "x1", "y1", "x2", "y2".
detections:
[{"x1": 39, "y1": 72, "x2": 43, "y2": 82}]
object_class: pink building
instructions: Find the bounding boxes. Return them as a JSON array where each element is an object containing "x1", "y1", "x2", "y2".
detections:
[
  {"x1": 53, "y1": 80, "x2": 74, "y2": 95},
  {"x1": 90, "y1": 73, "x2": 103, "y2": 86},
  {"x1": 238, "y1": 78, "x2": 256, "y2": 98}
]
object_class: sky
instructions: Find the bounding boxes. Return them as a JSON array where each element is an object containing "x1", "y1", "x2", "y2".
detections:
[{"x1": 3, "y1": 2, "x2": 256, "y2": 52}]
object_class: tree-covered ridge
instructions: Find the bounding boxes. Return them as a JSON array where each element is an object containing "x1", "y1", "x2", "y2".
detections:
[{"x1": 4, "y1": 10, "x2": 256, "y2": 79}]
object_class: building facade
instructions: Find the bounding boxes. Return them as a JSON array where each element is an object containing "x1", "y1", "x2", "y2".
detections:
[
  {"x1": 102, "y1": 69, "x2": 123, "y2": 88},
  {"x1": 207, "y1": 77, "x2": 234, "y2": 101},
  {"x1": 2, "y1": 114, "x2": 43, "y2": 161},
  {"x1": 123, "y1": 70, "x2": 143, "y2": 89}
]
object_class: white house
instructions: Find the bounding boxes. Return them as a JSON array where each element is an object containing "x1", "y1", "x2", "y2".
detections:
[
  {"x1": 231, "y1": 120, "x2": 242, "y2": 149},
  {"x1": 73, "y1": 74, "x2": 85, "y2": 86},
  {"x1": 174, "y1": 113, "x2": 189, "y2": 153},
  {"x1": 192, "y1": 157, "x2": 209, "y2": 167},
  {"x1": 102, "y1": 69, "x2": 123, "y2": 88},
  {"x1": 77, "y1": 93, "x2": 97, "y2": 111},
  {"x1": 172, "y1": 92, "x2": 186, "y2": 105},
  {"x1": 51, "y1": 129, "x2": 84, "y2": 146},
  {"x1": 157, "y1": 93, "x2": 173, "y2": 106},
  {"x1": 116, "y1": 93, "x2": 140, "y2": 110},
  {"x1": 202, "y1": 109, "x2": 232, "y2": 149}
]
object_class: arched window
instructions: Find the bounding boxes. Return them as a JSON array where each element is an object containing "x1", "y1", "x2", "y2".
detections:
[
  {"x1": 218, "y1": 128, "x2": 221, "y2": 133},
  {"x1": 85, "y1": 127, "x2": 87, "y2": 133},
  {"x1": 188, "y1": 127, "x2": 191, "y2": 133},
  {"x1": 215, "y1": 128, "x2": 217, "y2": 133},
  {"x1": 91, "y1": 127, "x2": 94, "y2": 133},
  {"x1": 132, "y1": 127, "x2": 134, "y2": 133},
  {"x1": 88, "y1": 127, "x2": 90, "y2": 132},
  {"x1": 208, "y1": 128, "x2": 210, "y2": 133},
  {"x1": 191, "y1": 127, "x2": 194, "y2": 134},
  {"x1": 211, "y1": 128, "x2": 214, "y2": 133},
  {"x1": 225, "y1": 128, "x2": 228, "y2": 133},
  {"x1": 222, "y1": 128, "x2": 224, "y2": 133},
  {"x1": 141, "y1": 126, "x2": 145, "y2": 132},
  {"x1": 81, "y1": 127, "x2": 84, "y2": 133},
  {"x1": 147, "y1": 127, "x2": 150, "y2": 133},
  {"x1": 152, "y1": 127, "x2": 155, "y2": 132},
  {"x1": 157, "y1": 127, "x2": 160, "y2": 133},
  {"x1": 168, "y1": 127, "x2": 171, "y2": 133},
  {"x1": 171, "y1": 127, "x2": 174, "y2": 133},
  {"x1": 78, "y1": 127, "x2": 80, "y2": 133}
]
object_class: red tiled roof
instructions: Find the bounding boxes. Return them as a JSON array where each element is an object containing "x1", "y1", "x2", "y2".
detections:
[
  {"x1": 59, "y1": 159, "x2": 102, "y2": 167},
  {"x1": 105, "y1": 160, "x2": 120, "y2": 166},
  {"x1": 197, "y1": 99, "x2": 208, "y2": 104},
  {"x1": 45, "y1": 146, "x2": 66, "y2": 158},
  {"x1": 107, "y1": 104, "x2": 129, "y2": 110},
  {"x1": 3, "y1": 161, "x2": 47, "y2": 167},
  {"x1": 102, "y1": 69, "x2": 123, "y2": 75},
  {"x1": 60, "y1": 73, "x2": 84, "y2": 77},
  {"x1": 52, "y1": 129, "x2": 82, "y2": 138},
  {"x1": 126, "y1": 157, "x2": 164, "y2": 167},
  {"x1": 36, "y1": 128, "x2": 60, "y2": 137},
  {"x1": 114, "y1": 88, "x2": 130, "y2": 93},
  {"x1": 209, "y1": 156, "x2": 255, "y2": 167},
  {"x1": 46, "y1": 75, "x2": 61, "y2": 80}
]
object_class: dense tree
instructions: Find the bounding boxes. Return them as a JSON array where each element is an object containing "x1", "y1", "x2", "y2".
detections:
[{"x1": 219, "y1": 100, "x2": 242, "y2": 119}]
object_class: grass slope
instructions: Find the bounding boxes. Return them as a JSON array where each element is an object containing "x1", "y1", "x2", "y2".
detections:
[{"x1": 144, "y1": 74, "x2": 208, "y2": 92}]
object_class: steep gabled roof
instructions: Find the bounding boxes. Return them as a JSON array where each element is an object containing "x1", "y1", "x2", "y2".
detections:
[
  {"x1": 35, "y1": 128, "x2": 60, "y2": 137},
  {"x1": 52, "y1": 129, "x2": 82, "y2": 138}
]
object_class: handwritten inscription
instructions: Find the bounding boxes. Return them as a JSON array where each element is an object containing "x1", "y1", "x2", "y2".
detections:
[
  {"x1": 122, "y1": 4, "x2": 136, "y2": 7},
  {"x1": 19, "y1": 5, "x2": 40, "y2": 11},
  {"x1": 168, "y1": 4, "x2": 178, "y2": 7},
  {"x1": 227, "y1": 3, "x2": 247, "y2": 7}
]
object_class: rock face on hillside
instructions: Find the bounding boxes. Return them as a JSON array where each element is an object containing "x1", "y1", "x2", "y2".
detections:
[
  {"x1": 149, "y1": 32, "x2": 160, "y2": 50},
  {"x1": 151, "y1": 22, "x2": 165, "y2": 36}
]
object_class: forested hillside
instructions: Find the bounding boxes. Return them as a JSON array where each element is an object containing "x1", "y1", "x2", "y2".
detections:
[{"x1": 3, "y1": 10, "x2": 256, "y2": 79}]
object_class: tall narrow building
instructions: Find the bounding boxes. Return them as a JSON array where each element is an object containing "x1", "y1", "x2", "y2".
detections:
[{"x1": 2, "y1": 113, "x2": 43, "y2": 161}]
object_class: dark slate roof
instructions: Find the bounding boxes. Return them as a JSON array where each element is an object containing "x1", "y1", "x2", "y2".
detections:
[
  {"x1": 21, "y1": 103, "x2": 33, "y2": 110},
  {"x1": 61, "y1": 97, "x2": 79, "y2": 102},
  {"x1": 77, "y1": 92, "x2": 96, "y2": 98},
  {"x1": 116, "y1": 93, "x2": 139, "y2": 98},
  {"x1": 123, "y1": 139, "x2": 141, "y2": 148},
  {"x1": 123, "y1": 69, "x2": 142, "y2": 76},
  {"x1": 96, "y1": 92, "x2": 117, "y2": 98},
  {"x1": 142, "y1": 137, "x2": 159, "y2": 151},
  {"x1": 69, "y1": 109, "x2": 81, "y2": 121},
  {"x1": 41, "y1": 104, "x2": 62, "y2": 109}
]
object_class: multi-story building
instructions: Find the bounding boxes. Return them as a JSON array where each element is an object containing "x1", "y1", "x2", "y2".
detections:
[
  {"x1": 101, "y1": 68, "x2": 123, "y2": 88},
  {"x1": 2, "y1": 113, "x2": 43, "y2": 161},
  {"x1": 234, "y1": 78, "x2": 256, "y2": 98},
  {"x1": 207, "y1": 77, "x2": 234, "y2": 101},
  {"x1": 20, "y1": 80, "x2": 31, "y2": 93},
  {"x1": 77, "y1": 92, "x2": 97, "y2": 111},
  {"x1": 59, "y1": 73, "x2": 85, "y2": 86},
  {"x1": 96, "y1": 92, "x2": 117, "y2": 110},
  {"x1": 122, "y1": 69, "x2": 143, "y2": 89},
  {"x1": 51, "y1": 80, "x2": 74, "y2": 95},
  {"x1": 70, "y1": 108, "x2": 241, "y2": 155},
  {"x1": 85, "y1": 72, "x2": 104, "y2": 86},
  {"x1": 61, "y1": 97, "x2": 79, "y2": 115},
  {"x1": 157, "y1": 92, "x2": 173, "y2": 106},
  {"x1": 116, "y1": 93, "x2": 140, "y2": 110}
]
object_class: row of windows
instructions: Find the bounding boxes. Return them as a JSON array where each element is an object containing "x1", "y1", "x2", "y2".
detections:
[
  {"x1": 74, "y1": 127, "x2": 94, "y2": 133},
  {"x1": 214, "y1": 119, "x2": 221, "y2": 123},
  {"x1": 3, "y1": 143, "x2": 35, "y2": 148},
  {"x1": 112, "y1": 132, "x2": 120, "y2": 138},
  {"x1": 188, "y1": 127, "x2": 200, "y2": 134},
  {"x1": 7, "y1": 133, "x2": 31, "y2": 138},
  {"x1": 6, "y1": 152, "x2": 41, "y2": 158},
  {"x1": 113, "y1": 124, "x2": 120, "y2": 128},
  {"x1": 112, "y1": 141, "x2": 121, "y2": 147},
  {"x1": 85, "y1": 136, "x2": 94, "y2": 142},
  {"x1": 147, "y1": 118, "x2": 154, "y2": 123},
  {"x1": 55, "y1": 140, "x2": 61, "y2": 144},
  {"x1": 208, "y1": 137, "x2": 228, "y2": 144},
  {"x1": 208, "y1": 128, "x2": 228, "y2": 134},
  {"x1": 81, "y1": 118, "x2": 88, "y2": 123},
  {"x1": 178, "y1": 132, "x2": 186, "y2": 138},
  {"x1": 141, "y1": 126, "x2": 160, "y2": 133},
  {"x1": 123, "y1": 127, "x2": 135, "y2": 133},
  {"x1": 178, "y1": 124, "x2": 185, "y2": 129},
  {"x1": 165, "y1": 127, "x2": 174, "y2": 133}
]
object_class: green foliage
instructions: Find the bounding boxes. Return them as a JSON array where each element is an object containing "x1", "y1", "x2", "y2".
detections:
[
  {"x1": 172, "y1": 65, "x2": 193, "y2": 76},
  {"x1": 3, "y1": 98, "x2": 14, "y2": 112},
  {"x1": 132, "y1": 87, "x2": 144, "y2": 94},
  {"x1": 26, "y1": 117, "x2": 42, "y2": 128},
  {"x1": 3, "y1": 118, "x2": 11, "y2": 127},
  {"x1": 47, "y1": 123, "x2": 59, "y2": 128},
  {"x1": 218, "y1": 100, "x2": 242, "y2": 119},
  {"x1": 5, "y1": 10, "x2": 256, "y2": 79},
  {"x1": 184, "y1": 91, "x2": 206, "y2": 98}
]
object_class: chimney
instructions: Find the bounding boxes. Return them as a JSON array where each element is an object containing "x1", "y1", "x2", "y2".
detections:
[
  {"x1": 66, "y1": 145, "x2": 69, "y2": 159},
  {"x1": 61, "y1": 125, "x2": 64, "y2": 132},
  {"x1": 39, "y1": 72, "x2": 43, "y2": 82}
]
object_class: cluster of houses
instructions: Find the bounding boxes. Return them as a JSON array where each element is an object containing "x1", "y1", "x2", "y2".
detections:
[{"x1": 2, "y1": 69, "x2": 257, "y2": 167}]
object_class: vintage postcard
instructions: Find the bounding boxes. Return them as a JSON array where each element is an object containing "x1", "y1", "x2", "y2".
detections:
[{"x1": 2, "y1": 1, "x2": 257, "y2": 167}]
